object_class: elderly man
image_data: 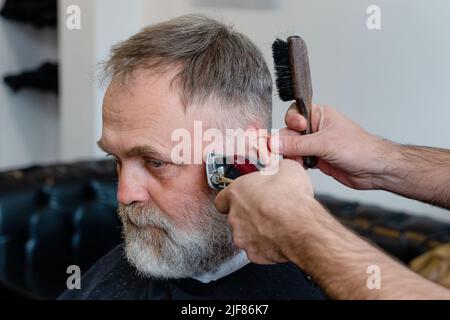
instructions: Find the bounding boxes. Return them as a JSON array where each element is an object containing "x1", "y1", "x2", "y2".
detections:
[{"x1": 59, "y1": 15, "x2": 326, "y2": 300}]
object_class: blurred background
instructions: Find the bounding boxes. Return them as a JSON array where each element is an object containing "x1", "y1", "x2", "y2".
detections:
[{"x1": 0, "y1": 0, "x2": 449, "y2": 299}]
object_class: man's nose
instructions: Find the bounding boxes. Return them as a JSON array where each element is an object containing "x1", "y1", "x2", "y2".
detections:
[{"x1": 117, "y1": 164, "x2": 150, "y2": 206}]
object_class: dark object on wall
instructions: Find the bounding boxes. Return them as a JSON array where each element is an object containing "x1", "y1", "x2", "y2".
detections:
[
  {"x1": 0, "y1": 0, "x2": 57, "y2": 28},
  {"x1": 3, "y1": 62, "x2": 58, "y2": 94}
]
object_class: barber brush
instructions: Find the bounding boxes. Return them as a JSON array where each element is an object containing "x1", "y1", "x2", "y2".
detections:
[{"x1": 272, "y1": 36, "x2": 318, "y2": 168}]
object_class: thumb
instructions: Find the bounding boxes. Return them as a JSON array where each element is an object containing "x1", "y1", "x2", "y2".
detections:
[
  {"x1": 277, "y1": 133, "x2": 326, "y2": 158},
  {"x1": 214, "y1": 189, "x2": 231, "y2": 214}
]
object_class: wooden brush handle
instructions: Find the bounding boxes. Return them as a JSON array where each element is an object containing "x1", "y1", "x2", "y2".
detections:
[
  {"x1": 288, "y1": 36, "x2": 317, "y2": 169},
  {"x1": 295, "y1": 98, "x2": 318, "y2": 168}
]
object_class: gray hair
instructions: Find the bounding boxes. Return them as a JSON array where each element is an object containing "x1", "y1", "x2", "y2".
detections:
[{"x1": 101, "y1": 14, "x2": 272, "y2": 129}]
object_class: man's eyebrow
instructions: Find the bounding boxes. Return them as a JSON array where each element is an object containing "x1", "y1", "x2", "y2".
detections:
[
  {"x1": 96, "y1": 139, "x2": 164, "y2": 159},
  {"x1": 125, "y1": 145, "x2": 163, "y2": 158}
]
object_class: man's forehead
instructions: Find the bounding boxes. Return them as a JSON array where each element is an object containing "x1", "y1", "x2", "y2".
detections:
[
  {"x1": 104, "y1": 71, "x2": 184, "y2": 117},
  {"x1": 102, "y1": 68, "x2": 194, "y2": 134}
]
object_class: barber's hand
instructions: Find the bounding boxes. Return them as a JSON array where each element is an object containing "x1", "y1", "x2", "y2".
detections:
[
  {"x1": 271, "y1": 104, "x2": 395, "y2": 190},
  {"x1": 214, "y1": 159, "x2": 316, "y2": 264}
]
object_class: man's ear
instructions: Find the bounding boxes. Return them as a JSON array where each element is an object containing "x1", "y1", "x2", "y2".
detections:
[
  {"x1": 244, "y1": 121, "x2": 265, "y2": 132},
  {"x1": 241, "y1": 122, "x2": 271, "y2": 163},
  {"x1": 245, "y1": 123, "x2": 257, "y2": 131}
]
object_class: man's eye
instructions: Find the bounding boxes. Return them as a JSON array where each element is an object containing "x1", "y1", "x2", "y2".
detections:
[{"x1": 144, "y1": 158, "x2": 167, "y2": 169}]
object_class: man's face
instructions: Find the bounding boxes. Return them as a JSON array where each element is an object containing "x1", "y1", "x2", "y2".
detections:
[{"x1": 99, "y1": 68, "x2": 236, "y2": 279}]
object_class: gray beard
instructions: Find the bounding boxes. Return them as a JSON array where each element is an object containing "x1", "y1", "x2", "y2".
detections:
[{"x1": 118, "y1": 195, "x2": 238, "y2": 280}]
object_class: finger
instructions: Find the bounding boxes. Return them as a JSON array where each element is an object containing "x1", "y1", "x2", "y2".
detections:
[
  {"x1": 295, "y1": 156, "x2": 305, "y2": 167},
  {"x1": 214, "y1": 189, "x2": 231, "y2": 214},
  {"x1": 278, "y1": 133, "x2": 326, "y2": 158},
  {"x1": 268, "y1": 128, "x2": 298, "y2": 153},
  {"x1": 246, "y1": 252, "x2": 276, "y2": 265},
  {"x1": 310, "y1": 104, "x2": 323, "y2": 133},
  {"x1": 288, "y1": 103, "x2": 324, "y2": 133},
  {"x1": 276, "y1": 127, "x2": 303, "y2": 137},
  {"x1": 256, "y1": 130, "x2": 271, "y2": 166},
  {"x1": 279, "y1": 158, "x2": 307, "y2": 173},
  {"x1": 285, "y1": 103, "x2": 307, "y2": 131},
  {"x1": 282, "y1": 154, "x2": 305, "y2": 167}
]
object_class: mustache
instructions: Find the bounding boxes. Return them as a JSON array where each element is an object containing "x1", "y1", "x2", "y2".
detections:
[
  {"x1": 118, "y1": 191, "x2": 223, "y2": 229},
  {"x1": 118, "y1": 203, "x2": 172, "y2": 231}
]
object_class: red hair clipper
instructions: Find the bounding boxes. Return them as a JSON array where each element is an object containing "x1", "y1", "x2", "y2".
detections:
[{"x1": 206, "y1": 152, "x2": 262, "y2": 190}]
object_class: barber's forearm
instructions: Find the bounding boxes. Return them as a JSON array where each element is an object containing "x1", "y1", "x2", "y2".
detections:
[
  {"x1": 374, "y1": 141, "x2": 450, "y2": 210},
  {"x1": 284, "y1": 200, "x2": 450, "y2": 299}
]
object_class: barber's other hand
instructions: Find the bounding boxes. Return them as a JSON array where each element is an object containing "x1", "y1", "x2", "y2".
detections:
[
  {"x1": 272, "y1": 104, "x2": 395, "y2": 190},
  {"x1": 214, "y1": 159, "x2": 315, "y2": 264}
]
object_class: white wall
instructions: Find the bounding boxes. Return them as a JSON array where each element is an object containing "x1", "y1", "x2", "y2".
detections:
[
  {"x1": 93, "y1": 0, "x2": 144, "y2": 157},
  {"x1": 58, "y1": 0, "x2": 144, "y2": 161},
  {"x1": 59, "y1": 0, "x2": 96, "y2": 161},
  {"x1": 0, "y1": 0, "x2": 59, "y2": 170}
]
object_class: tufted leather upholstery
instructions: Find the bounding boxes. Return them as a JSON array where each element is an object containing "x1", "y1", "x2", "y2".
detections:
[
  {"x1": 0, "y1": 160, "x2": 121, "y2": 299},
  {"x1": 0, "y1": 160, "x2": 449, "y2": 299},
  {"x1": 316, "y1": 195, "x2": 450, "y2": 263}
]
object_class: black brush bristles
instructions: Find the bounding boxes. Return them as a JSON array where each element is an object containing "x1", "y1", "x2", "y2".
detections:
[{"x1": 272, "y1": 38, "x2": 295, "y2": 101}]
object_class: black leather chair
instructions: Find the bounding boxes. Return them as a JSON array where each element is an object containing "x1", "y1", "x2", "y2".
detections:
[
  {"x1": 0, "y1": 160, "x2": 449, "y2": 299},
  {"x1": 0, "y1": 160, "x2": 121, "y2": 299}
]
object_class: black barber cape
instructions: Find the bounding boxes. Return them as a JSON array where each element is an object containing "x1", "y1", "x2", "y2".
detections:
[{"x1": 59, "y1": 245, "x2": 327, "y2": 300}]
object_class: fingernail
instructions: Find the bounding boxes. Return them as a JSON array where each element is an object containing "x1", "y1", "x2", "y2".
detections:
[{"x1": 289, "y1": 113, "x2": 304, "y2": 128}]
